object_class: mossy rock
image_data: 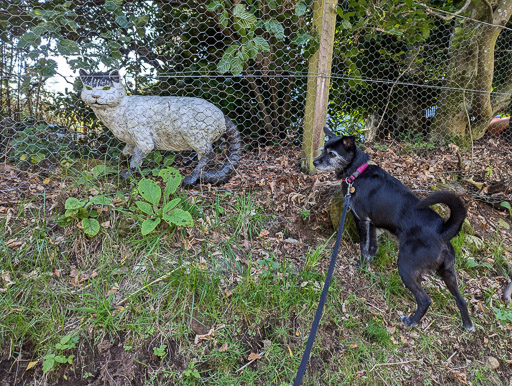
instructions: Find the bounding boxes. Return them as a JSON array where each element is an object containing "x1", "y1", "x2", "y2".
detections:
[
  {"x1": 329, "y1": 192, "x2": 359, "y2": 242},
  {"x1": 431, "y1": 204, "x2": 474, "y2": 235}
]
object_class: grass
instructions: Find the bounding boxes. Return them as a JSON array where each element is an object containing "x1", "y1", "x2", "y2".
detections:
[{"x1": 1, "y1": 164, "x2": 511, "y2": 384}]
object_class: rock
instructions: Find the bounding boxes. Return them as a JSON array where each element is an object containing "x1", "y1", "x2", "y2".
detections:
[
  {"x1": 486, "y1": 356, "x2": 499, "y2": 370},
  {"x1": 329, "y1": 191, "x2": 359, "y2": 241},
  {"x1": 431, "y1": 203, "x2": 474, "y2": 235}
]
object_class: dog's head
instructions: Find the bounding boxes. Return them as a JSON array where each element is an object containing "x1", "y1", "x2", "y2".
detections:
[{"x1": 313, "y1": 127, "x2": 356, "y2": 173}]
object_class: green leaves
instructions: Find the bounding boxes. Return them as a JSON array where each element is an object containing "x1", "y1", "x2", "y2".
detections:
[
  {"x1": 233, "y1": 4, "x2": 257, "y2": 30},
  {"x1": 265, "y1": 20, "x2": 285, "y2": 40},
  {"x1": 131, "y1": 168, "x2": 194, "y2": 235},
  {"x1": 218, "y1": 37, "x2": 270, "y2": 75},
  {"x1": 57, "y1": 39, "x2": 80, "y2": 55},
  {"x1": 81, "y1": 218, "x2": 100, "y2": 237},
  {"x1": 141, "y1": 218, "x2": 161, "y2": 235},
  {"x1": 61, "y1": 194, "x2": 113, "y2": 237},
  {"x1": 59, "y1": 168, "x2": 193, "y2": 237},
  {"x1": 42, "y1": 334, "x2": 78, "y2": 374},
  {"x1": 65, "y1": 197, "x2": 87, "y2": 210},
  {"x1": 89, "y1": 196, "x2": 113, "y2": 206},
  {"x1": 214, "y1": 4, "x2": 276, "y2": 75},
  {"x1": 207, "y1": 1, "x2": 222, "y2": 12},
  {"x1": 136, "y1": 201, "x2": 154, "y2": 216},
  {"x1": 295, "y1": 2, "x2": 308, "y2": 17},
  {"x1": 138, "y1": 179, "x2": 161, "y2": 206},
  {"x1": 163, "y1": 209, "x2": 194, "y2": 227},
  {"x1": 18, "y1": 32, "x2": 41, "y2": 48},
  {"x1": 159, "y1": 167, "x2": 182, "y2": 199}
]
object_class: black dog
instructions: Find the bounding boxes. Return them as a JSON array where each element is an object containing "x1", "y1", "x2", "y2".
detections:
[{"x1": 313, "y1": 127, "x2": 474, "y2": 331}]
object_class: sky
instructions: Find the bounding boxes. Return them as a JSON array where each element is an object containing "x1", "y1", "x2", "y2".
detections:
[{"x1": 46, "y1": 56, "x2": 77, "y2": 94}]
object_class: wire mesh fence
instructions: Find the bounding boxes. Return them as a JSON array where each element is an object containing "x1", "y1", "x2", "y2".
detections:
[{"x1": 1, "y1": 1, "x2": 511, "y2": 183}]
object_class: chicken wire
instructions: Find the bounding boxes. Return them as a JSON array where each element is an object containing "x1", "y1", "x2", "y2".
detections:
[{"x1": 1, "y1": 1, "x2": 512, "y2": 179}]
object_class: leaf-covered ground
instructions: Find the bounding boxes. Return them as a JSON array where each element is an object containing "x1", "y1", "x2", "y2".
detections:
[{"x1": 0, "y1": 134, "x2": 511, "y2": 385}]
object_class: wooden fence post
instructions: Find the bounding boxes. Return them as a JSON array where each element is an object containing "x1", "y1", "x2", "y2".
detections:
[{"x1": 301, "y1": 0, "x2": 338, "y2": 174}]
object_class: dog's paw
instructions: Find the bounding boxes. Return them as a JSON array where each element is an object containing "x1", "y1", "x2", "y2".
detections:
[
  {"x1": 400, "y1": 315, "x2": 418, "y2": 327},
  {"x1": 363, "y1": 254, "x2": 375, "y2": 264},
  {"x1": 463, "y1": 323, "x2": 475, "y2": 332}
]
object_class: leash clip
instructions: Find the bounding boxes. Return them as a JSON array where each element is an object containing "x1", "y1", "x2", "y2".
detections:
[{"x1": 346, "y1": 182, "x2": 355, "y2": 197}]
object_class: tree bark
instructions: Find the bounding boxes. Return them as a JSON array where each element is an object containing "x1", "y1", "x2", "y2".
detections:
[
  {"x1": 430, "y1": 0, "x2": 512, "y2": 143},
  {"x1": 302, "y1": 0, "x2": 339, "y2": 174}
]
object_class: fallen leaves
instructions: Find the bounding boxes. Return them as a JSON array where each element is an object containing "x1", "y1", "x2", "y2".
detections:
[
  {"x1": 247, "y1": 352, "x2": 261, "y2": 361},
  {"x1": 69, "y1": 268, "x2": 98, "y2": 287},
  {"x1": 0, "y1": 270, "x2": 15, "y2": 293},
  {"x1": 193, "y1": 325, "x2": 225, "y2": 346}
]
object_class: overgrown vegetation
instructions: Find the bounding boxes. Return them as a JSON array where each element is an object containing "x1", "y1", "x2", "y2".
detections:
[{"x1": 1, "y1": 149, "x2": 511, "y2": 384}]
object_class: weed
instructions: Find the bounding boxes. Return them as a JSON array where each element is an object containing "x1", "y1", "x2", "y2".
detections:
[
  {"x1": 500, "y1": 201, "x2": 511, "y2": 217},
  {"x1": 42, "y1": 334, "x2": 79, "y2": 374},
  {"x1": 364, "y1": 320, "x2": 391, "y2": 347},
  {"x1": 83, "y1": 372, "x2": 93, "y2": 379},
  {"x1": 486, "y1": 165, "x2": 494, "y2": 179},
  {"x1": 492, "y1": 306, "x2": 512, "y2": 326},
  {"x1": 230, "y1": 191, "x2": 268, "y2": 240},
  {"x1": 123, "y1": 168, "x2": 193, "y2": 235},
  {"x1": 257, "y1": 253, "x2": 281, "y2": 280},
  {"x1": 299, "y1": 208, "x2": 311, "y2": 221},
  {"x1": 183, "y1": 361, "x2": 201, "y2": 381},
  {"x1": 374, "y1": 143, "x2": 388, "y2": 151},
  {"x1": 304, "y1": 234, "x2": 334, "y2": 270},
  {"x1": 153, "y1": 344, "x2": 167, "y2": 359},
  {"x1": 57, "y1": 194, "x2": 113, "y2": 237}
]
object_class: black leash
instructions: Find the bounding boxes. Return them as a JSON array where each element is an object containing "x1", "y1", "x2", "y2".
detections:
[{"x1": 293, "y1": 187, "x2": 352, "y2": 386}]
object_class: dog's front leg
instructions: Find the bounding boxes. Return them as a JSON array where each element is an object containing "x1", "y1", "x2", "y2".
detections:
[{"x1": 355, "y1": 217, "x2": 376, "y2": 266}]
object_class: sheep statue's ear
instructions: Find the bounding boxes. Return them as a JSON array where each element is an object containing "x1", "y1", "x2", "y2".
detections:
[{"x1": 109, "y1": 69, "x2": 121, "y2": 83}]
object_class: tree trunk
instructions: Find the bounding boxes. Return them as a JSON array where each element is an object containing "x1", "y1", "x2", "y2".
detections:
[
  {"x1": 302, "y1": 0, "x2": 338, "y2": 174},
  {"x1": 430, "y1": 0, "x2": 512, "y2": 143}
]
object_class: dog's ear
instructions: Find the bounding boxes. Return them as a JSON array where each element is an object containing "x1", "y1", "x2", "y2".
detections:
[
  {"x1": 342, "y1": 136, "x2": 356, "y2": 150},
  {"x1": 324, "y1": 127, "x2": 337, "y2": 139}
]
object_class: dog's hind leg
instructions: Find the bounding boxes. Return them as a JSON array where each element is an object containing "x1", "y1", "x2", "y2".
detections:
[
  {"x1": 437, "y1": 254, "x2": 474, "y2": 331},
  {"x1": 355, "y1": 218, "x2": 377, "y2": 265},
  {"x1": 398, "y1": 261, "x2": 432, "y2": 327}
]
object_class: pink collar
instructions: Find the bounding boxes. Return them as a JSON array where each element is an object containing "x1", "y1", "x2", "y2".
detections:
[{"x1": 343, "y1": 162, "x2": 369, "y2": 184}]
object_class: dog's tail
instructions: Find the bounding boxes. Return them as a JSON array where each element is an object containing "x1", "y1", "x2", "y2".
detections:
[
  {"x1": 203, "y1": 116, "x2": 241, "y2": 185},
  {"x1": 417, "y1": 191, "x2": 467, "y2": 242}
]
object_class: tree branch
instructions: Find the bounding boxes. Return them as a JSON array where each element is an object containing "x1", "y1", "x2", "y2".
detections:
[{"x1": 419, "y1": 0, "x2": 471, "y2": 21}]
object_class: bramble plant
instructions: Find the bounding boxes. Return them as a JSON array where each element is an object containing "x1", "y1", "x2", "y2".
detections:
[
  {"x1": 42, "y1": 334, "x2": 79, "y2": 374},
  {"x1": 127, "y1": 167, "x2": 194, "y2": 235}
]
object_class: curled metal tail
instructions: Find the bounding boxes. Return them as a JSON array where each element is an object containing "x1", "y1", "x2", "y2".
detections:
[{"x1": 202, "y1": 116, "x2": 241, "y2": 185}]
